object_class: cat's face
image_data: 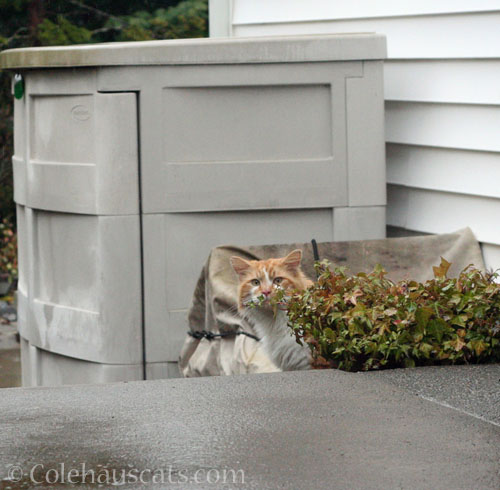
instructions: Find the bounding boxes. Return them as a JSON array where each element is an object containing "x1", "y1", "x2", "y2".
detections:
[{"x1": 230, "y1": 250, "x2": 309, "y2": 308}]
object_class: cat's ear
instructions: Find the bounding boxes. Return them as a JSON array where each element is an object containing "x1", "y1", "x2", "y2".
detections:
[
  {"x1": 230, "y1": 256, "x2": 252, "y2": 277},
  {"x1": 282, "y1": 249, "x2": 303, "y2": 271}
]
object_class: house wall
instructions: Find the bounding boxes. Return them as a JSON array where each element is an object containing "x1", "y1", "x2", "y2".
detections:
[{"x1": 209, "y1": 0, "x2": 500, "y2": 271}]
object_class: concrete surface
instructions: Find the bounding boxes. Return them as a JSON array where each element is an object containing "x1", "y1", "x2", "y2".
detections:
[
  {"x1": 368, "y1": 363, "x2": 500, "y2": 426},
  {"x1": 0, "y1": 365, "x2": 499, "y2": 489},
  {"x1": 0, "y1": 322, "x2": 19, "y2": 351},
  {"x1": 0, "y1": 321, "x2": 21, "y2": 389},
  {"x1": 0, "y1": 348, "x2": 21, "y2": 389}
]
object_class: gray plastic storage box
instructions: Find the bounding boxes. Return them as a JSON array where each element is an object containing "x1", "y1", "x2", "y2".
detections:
[{"x1": 0, "y1": 34, "x2": 387, "y2": 386}]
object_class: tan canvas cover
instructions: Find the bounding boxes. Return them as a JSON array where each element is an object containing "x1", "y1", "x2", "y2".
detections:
[{"x1": 179, "y1": 229, "x2": 485, "y2": 377}]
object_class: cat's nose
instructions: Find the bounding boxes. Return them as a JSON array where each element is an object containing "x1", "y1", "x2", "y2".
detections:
[{"x1": 262, "y1": 290, "x2": 271, "y2": 297}]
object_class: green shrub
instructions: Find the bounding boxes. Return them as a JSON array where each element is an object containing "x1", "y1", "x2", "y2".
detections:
[
  {"x1": 0, "y1": 217, "x2": 17, "y2": 283},
  {"x1": 284, "y1": 259, "x2": 500, "y2": 372}
]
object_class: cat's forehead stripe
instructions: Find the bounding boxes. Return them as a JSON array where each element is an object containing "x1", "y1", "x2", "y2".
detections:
[
  {"x1": 256, "y1": 262, "x2": 278, "y2": 278},
  {"x1": 264, "y1": 268, "x2": 272, "y2": 284}
]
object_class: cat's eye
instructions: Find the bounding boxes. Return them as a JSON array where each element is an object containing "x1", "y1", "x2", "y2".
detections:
[
  {"x1": 251, "y1": 279, "x2": 260, "y2": 286},
  {"x1": 273, "y1": 277, "x2": 283, "y2": 285}
]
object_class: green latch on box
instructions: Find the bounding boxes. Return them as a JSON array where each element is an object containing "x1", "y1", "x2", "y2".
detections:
[{"x1": 14, "y1": 73, "x2": 24, "y2": 99}]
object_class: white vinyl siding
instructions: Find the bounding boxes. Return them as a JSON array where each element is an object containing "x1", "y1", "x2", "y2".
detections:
[
  {"x1": 384, "y1": 61, "x2": 500, "y2": 105},
  {"x1": 231, "y1": 1, "x2": 500, "y2": 24},
  {"x1": 231, "y1": 11, "x2": 500, "y2": 59},
  {"x1": 210, "y1": 0, "x2": 500, "y2": 272},
  {"x1": 385, "y1": 102, "x2": 500, "y2": 153},
  {"x1": 387, "y1": 145, "x2": 500, "y2": 200}
]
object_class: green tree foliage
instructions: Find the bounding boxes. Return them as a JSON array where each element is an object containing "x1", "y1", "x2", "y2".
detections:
[
  {"x1": 0, "y1": 73, "x2": 13, "y2": 221},
  {"x1": 0, "y1": 0, "x2": 208, "y2": 221},
  {"x1": 111, "y1": 1, "x2": 209, "y2": 41},
  {"x1": 37, "y1": 15, "x2": 92, "y2": 45}
]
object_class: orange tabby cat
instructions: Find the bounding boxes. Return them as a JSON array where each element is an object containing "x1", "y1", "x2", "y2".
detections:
[{"x1": 230, "y1": 250, "x2": 313, "y2": 371}]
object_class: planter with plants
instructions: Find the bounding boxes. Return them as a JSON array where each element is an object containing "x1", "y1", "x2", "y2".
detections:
[{"x1": 280, "y1": 258, "x2": 500, "y2": 372}]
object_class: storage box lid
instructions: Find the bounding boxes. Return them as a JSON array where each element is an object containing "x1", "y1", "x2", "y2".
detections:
[{"x1": 0, "y1": 33, "x2": 386, "y2": 69}]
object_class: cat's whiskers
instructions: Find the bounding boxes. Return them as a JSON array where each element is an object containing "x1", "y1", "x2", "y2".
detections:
[{"x1": 221, "y1": 304, "x2": 240, "y2": 315}]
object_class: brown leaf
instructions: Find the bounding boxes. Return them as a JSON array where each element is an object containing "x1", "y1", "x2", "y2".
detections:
[
  {"x1": 312, "y1": 355, "x2": 331, "y2": 369},
  {"x1": 433, "y1": 257, "x2": 451, "y2": 279},
  {"x1": 470, "y1": 340, "x2": 487, "y2": 356},
  {"x1": 451, "y1": 337, "x2": 465, "y2": 352},
  {"x1": 343, "y1": 289, "x2": 363, "y2": 306}
]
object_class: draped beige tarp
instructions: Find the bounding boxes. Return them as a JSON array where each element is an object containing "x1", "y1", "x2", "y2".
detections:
[{"x1": 179, "y1": 229, "x2": 485, "y2": 377}]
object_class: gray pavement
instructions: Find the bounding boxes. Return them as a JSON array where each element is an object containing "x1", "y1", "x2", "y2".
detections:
[
  {"x1": 367, "y1": 363, "x2": 500, "y2": 426},
  {"x1": 0, "y1": 320, "x2": 21, "y2": 389},
  {"x1": 0, "y1": 348, "x2": 21, "y2": 389},
  {"x1": 0, "y1": 322, "x2": 18, "y2": 351},
  {"x1": 0, "y1": 365, "x2": 499, "y2": 489}
]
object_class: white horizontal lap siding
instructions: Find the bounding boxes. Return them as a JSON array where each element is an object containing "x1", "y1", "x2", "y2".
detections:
[
  {"x1": 386, "y1": 186, "x2": 500, "y2": 244},
  {"x1": 387, "y1": 145, "x2": 500, "y2": 200},
  {"x1": 482, "y1": 244, "x2": 500, "y2": 274},
  {"x1": 387, "y1": 186, "x2": 500, "y2": 269},
  {"x1": 385, "y1": 60, "x2": 500, "y2": 105},
  {"x1": 384, "y1": 72, "x2": 500, "y2": 272},
  {"x1": 385, "y1": 102, "x2": 500, "y2": 153},
  {"x1": 210, "y1": 1, "x2": 500, "y2": 271},
  {"x1": 231, "y1": 12, "x2": 500, "y2": 59},
  {"x1": 232, "y1": 0, "x2": 500, "y2": 24}
]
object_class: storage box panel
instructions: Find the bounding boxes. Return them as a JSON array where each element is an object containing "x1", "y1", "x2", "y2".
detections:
[
  {"x1": 13, "y1": 96, "x2": 27, "y2": 205},
  {"x1": 332, "y1": 206, "x2": 386, "y2": 242},
  {"x1": 34, "y1": 211, "x2": 98, "y2": 311},
  {"x1": 15, "y1": 82, "x2": 139, "y2": 215},
  {"x1": 28, "y1": 162, "x2": 96, "y2": 214},
  {"x1": 13, "y1": 95, "x2": 26, "y2": 159},
  {"x1": 346, "y1": 61, "x2": 386, "y2": 206},
  {"x1": 31, "y1": 94, "x2": 96, "y2": 163},
  {"x1": 163, "y1": 85, "x2": 332, "y2": 162},
  {"x1": 146, "y1": 361, "x2": 181, "y2": 380},
  {"x1": 27, "y1": 68, "x2": 97, "y2": 95},
  {"x1": 12, "y1": 156, "x2": 26, "y2": 206},
  {"x1": 20, "y1": 338, "x2": 143, "y2": 387},
  {"x1": 139, "y1": 62, "x2": 364, "y2": 213},
  {"x1": 15, "y1": 204, "x2": 28, "y2": 298},
  {"x1": 17, "y1": 208, "x2": 143, "y2": 364},
  {"x1": 143, "y1": 208, "x2": 336, "y2": 361}
]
